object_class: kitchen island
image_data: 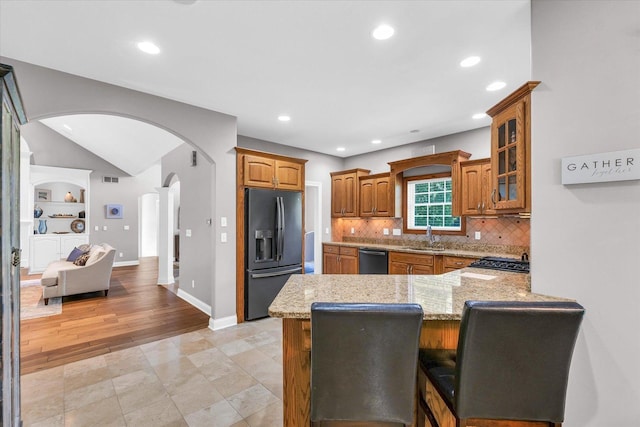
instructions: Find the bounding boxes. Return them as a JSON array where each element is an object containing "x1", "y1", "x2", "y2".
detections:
[{"x1": 268, "y1": 268, "x2": 570, "y2": 426}]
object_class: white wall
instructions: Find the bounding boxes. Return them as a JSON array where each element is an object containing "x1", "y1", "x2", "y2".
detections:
[{"x1": 531, "y1": 1, "x2": 640, "y2": 426}]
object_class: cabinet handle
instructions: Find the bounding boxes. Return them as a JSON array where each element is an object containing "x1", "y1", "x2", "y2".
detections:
[
  {"x1": 455, "y1": 262, "x2": 463, "y2": 265},
  {"x1": 491, "y1": 189, "x2": 497, "y2": 206},
  {"x1": 406, "y1": 265, "x2": 410, "y2": 274},
  {"x1": 477, "y1": 203, "x2": 481, "y2": 212},
  {"x1": 481, "y1": 202, "x2": 485, "y2": 212}
]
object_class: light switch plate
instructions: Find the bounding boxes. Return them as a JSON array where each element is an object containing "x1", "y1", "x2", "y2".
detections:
[
  {"x1": 185, "y1": 229, "x2": 192, "y2": 237},
  {"x1": 102, "y1": 225, "x2": 107, "y2": 231},
  {"x1": 220, "y1": 217, "x2": 227, "y2": 227},
  {"x1": 475, "y1": 231, "x2": 481, "y2": 240},
  {"x1": 221, "y1": 232, "x2": 227, "y2": 243},
  {"x1": 124, "y1": 225, "x2": 130, "y2": 230},
  {"x1": 392, "y1": 228, "x2": 401, "y2": 236},
  {"x1": 383, "y1": 228, "x2": 389, "y2": 235}
]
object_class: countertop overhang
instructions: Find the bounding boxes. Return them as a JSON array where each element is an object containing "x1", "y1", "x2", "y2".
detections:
[{"x1": 269, "y1": 268, "x2": 569, "y2": 321}]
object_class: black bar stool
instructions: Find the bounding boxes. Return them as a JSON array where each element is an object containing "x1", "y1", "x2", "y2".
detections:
[
  {"x1": 418, "y1": 300, "x2": 585, "y2": 427},
  {"x1": 310, "y1": 302, "x2": 424, "y2": 426}
]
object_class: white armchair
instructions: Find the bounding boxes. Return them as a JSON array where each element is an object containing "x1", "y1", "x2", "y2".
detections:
[{"x1": 40, "y1": 243, "x2": 116, "y2": 305}]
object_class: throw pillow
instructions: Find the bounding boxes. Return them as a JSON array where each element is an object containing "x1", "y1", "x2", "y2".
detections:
[
  {"x1": 73, "y1": 253, "x2": 91, "y2": 266},
  {"x1": 85, "y1": 249, "x2": 106, "y2": 266},
  {"x1": 66, "y1": 247, "x2": 87, "y2": 262}
]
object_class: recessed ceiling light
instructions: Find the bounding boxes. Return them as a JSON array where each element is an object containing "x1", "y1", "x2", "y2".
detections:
[
  {"x1": 371, "y1": 139, "x2": 382, "y2": 145},
  {"x1": 137, "y1": 41, "x2": 160, "y2": 55},
  {"x1": 278, "y1": 115, "x2": 291, "y2": 122},
  {"x1": 372, "y1": 24, "x2": 394, "y2": 40},
  {"x1": 460, "y1": 56, "x2": 481, "y2": 67},
  {"x1": 472, "y1": 113, "x2": 487, "y2": 119},
  {"x1": 62, "y1": 124, "x2": 73, "y2": 132},
  {"x1": 336, "y1": 147, "x2": 346, "y2": 152},
  {"x1": 486, "y1": 81, "x2": 506, "y2": 91}
]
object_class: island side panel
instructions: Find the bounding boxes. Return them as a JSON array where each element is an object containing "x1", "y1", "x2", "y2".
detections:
[
  {"x1": 283, "y1": 318, "x2": 311, "y2": 427},
  {"x1": 420, "y1": 320, "x2": 460, "y2": 349}
]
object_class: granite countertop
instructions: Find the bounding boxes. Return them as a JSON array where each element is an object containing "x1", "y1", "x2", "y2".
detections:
[
  {"x1": 323, "y1": 241, "x2": 524, "y2": 260},
  {"x1": 268, "y1": 268, "x2": 569, "y2": 320}
]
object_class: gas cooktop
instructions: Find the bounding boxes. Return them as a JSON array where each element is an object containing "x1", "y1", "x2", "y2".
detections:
[{"x1": 468, "y1": 257, "x2": 530, "y2": 274}]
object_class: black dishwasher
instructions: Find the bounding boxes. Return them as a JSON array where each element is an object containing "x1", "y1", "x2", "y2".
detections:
[{"x1": 358, "y1": 248, "x2": 389, "y2": 274}]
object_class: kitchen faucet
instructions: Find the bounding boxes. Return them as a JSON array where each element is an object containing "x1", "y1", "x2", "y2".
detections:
[{"x1": 426, "y1": 225, "x2": 435, "y2": 246}]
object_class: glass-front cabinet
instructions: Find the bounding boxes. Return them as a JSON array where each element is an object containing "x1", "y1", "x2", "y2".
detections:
[{"x1": 487, "y1": 81, "x2": 539, "y2": 213}]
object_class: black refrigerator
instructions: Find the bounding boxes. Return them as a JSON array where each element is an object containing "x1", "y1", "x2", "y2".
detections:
[{"x1": 245, "y1": 188, "x2": 303, "y2": 320}]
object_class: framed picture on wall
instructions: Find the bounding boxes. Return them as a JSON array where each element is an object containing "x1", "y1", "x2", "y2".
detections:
[
  {"x1": 36, "y1": 189, "x2": 52, "y2": 202},
  {"x1": 105, "y1": 204, "x2": 123, "y2": 219}
]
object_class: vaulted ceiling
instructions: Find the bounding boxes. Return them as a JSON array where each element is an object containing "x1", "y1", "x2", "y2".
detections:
[{"x1": 0, "y1": 0, "x2": 531, "y2": 172}]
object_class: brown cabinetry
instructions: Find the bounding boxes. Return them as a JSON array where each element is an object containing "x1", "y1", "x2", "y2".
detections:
[
  {"x1": 388, "y1": 251, "x2": 435, "y2": 275},
  {"x1": 331, "y1": 169, "x2": 369, "y2": 217},
  {"x1": 241, "y1": 150, "x2": 304, "y2": 190},
  {"x1": 487, "y1": 81, "x2": 539, "y2": 213},
  {"x1": 443, "y1": 255, "x2": 475, "y2": 273},
  {"x1": 460, "y1": 158, "x2": 495, "y2": 216},
  {"x1": 323, "y1": 244, "x2": 358, "y2": 274},
  {"x1": 359, "y1": 172, "x2": 393, "y2": 217}
]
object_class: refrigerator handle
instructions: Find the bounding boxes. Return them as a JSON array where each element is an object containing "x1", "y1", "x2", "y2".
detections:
[
  {"x1": 276, "y1": 197, "x2": 283, "y2": 261},
  {"x1": 280, "y1": 196, "x2": 286, "y2": 259}
]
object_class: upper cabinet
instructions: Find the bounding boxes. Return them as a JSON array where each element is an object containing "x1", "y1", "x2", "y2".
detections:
[
  {"x1": 359, "y1": 172, "x2": 392, "y2": 217},
  {"x1": 487, "y1": 81, "x2": 539, "y2": 213},
  {"x1": 331, "y1": 168, "x2": 369, "y2": 217},
  {"x1": 460, "y1": 158, "x2": 495, "y2": 216},
  {"x1": 237, "y1": 148, "x2": 307, "y2": 191}
]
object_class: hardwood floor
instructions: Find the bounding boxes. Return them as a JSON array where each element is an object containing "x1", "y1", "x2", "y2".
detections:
[{"x1": 20, "y1": 257, "x2": 210, "y2": 375}]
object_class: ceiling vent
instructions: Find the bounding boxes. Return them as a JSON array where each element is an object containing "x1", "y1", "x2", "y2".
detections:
[{"x1": 102, "y1": 176, "x2": 120, "y2": 183}]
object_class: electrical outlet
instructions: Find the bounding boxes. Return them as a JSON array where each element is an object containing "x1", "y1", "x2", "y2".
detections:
[
  {"x1": 119, "y1": 252, "x2": 123, "y2": 258},
  {"x1": 220, "y1": 217, "x2": 227, "y2": 227},
  {"x1": 392, "y1": 228, "x2": 401, "y2": 236},
  {"x1": 102, "y1": 225, "x2": 107, "y2": 231},
  {"x1": 475, "y1": 231, "x2": 481, "y2": 240},
  {"x1": 221, "y1": 232, "x2": 227, "y2": 243},
  {"x1": 185, "y1": 229, "x2": 192, "y2": 237},
  {"x1": 94, "y1": 225, "x2": 99, "y2": 231},
  {"x1": 350, "y1": 227, "x2": 355, "y2": 234},
  {"x1": 191, "y1": 280, "x2": 195, "y2": 288},
  {"x1": 383, "y1": 228, "x2": 389, "y2": 235},
  {"x1": 124, "y1": 225, "x2": 130, "y2": 230},
  {"x1": 325, "y1": 227, "x2": 329, "y2": 234}
]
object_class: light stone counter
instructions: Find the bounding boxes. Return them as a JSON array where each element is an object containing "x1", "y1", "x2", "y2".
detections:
[
  {"x1": 324, "y1": 240, "x2": 524, "y2": 259},
  {"x1": 269, "y1": 268, "x2": 569, "y2": 320}
]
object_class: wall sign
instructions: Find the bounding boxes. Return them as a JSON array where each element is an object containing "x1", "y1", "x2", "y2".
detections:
[{"x1": 561, "y1": 148, "x2": 640, "y2": 185}]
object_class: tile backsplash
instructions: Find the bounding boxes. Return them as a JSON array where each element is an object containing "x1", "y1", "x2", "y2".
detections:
[{"x1": 332, "y1": 216, "x2": 530, "y2": 249}]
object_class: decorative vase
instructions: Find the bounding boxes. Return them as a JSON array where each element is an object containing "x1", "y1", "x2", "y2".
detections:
[
  {"x1": 34, "y1": 206, "x2": 43, "y2": 218},
  {"x1": 38, "y1": 219, "x2": 47, "y2": 234},
  {"x1": 64, "y1": 192, "x2": 74, "y2": 202}
]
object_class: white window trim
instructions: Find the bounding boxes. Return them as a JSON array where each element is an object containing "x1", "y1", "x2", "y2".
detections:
[{"x1": 407, "y1": 176, "x2": 461, "y2": 232}]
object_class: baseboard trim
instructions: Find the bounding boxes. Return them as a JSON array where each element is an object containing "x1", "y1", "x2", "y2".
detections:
[
  {"x1": 176, "y1": 289, "x2": 211, "y2": 316},
  {"x1": 113, "y1": 260, "x2": 140, "y2": 267},
  {"x1": 209, "y1": 315, "x2": 238, "y2": 331}
]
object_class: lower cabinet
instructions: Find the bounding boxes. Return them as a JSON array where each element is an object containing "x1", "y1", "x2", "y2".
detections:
[
  {"x1": 323, "y1": 244, "x2": 358, "y2": 274},
  {"x1": 388, "y1": 252, "x2": 435, "y2": 275},
  {"x1": 30, "y1": 234, "x2": 89, "y2": 273},
  {"x1": 442, "y1": 255, "x2": 475, "y2": 273}
]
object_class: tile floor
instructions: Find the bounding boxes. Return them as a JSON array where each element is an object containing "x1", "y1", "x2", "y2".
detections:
[{"x1": 21, "y1": 317, "x2": 285, "y2": 427}]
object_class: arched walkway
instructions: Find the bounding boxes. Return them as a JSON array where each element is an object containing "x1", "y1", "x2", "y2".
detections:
[{"x1": 8, "y1": 58, "x2": 238, "y2": 326}]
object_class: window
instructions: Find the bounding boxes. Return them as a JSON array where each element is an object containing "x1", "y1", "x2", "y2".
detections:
[{"x1": 406, "y1": 176, "x2": 461, "y2": 231}]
